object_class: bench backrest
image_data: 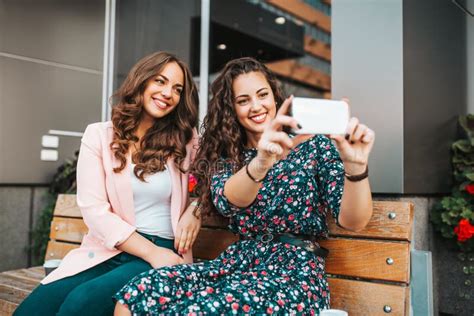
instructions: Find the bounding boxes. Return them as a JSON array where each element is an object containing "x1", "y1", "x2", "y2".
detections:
[
  {"x1": 47, "y1": 194, "x2": 414, "y2": 316},
  {"x1": 45, "y1": 194, "x2": 86, "y2": 260}
]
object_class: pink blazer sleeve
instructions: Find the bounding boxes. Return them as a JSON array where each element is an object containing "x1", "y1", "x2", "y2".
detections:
[{"x1": 76, "y1": 124, "x2": 136, "y2": 250}]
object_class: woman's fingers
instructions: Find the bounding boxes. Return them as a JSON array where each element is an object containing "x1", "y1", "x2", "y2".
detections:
[
  {"x1": 182, "y1": 229, "x2": 193, "y2": 253},
  {"x1": 181, "y1": 224, "x2": 200, "y2": 253},
  {"x1": 352, "y1": 124, "x2": 368, "y2": 142},
  {"x1": 345, "y1": 117, "x2": 374, "y2": 144},
  {"x1": 259, "y1": 95, "x2": 299, "y2": 157},
  {"x1": 173, "y1": 227, "x2": 182, "y2": 250},
  {"x1": 184, "y1": 229, "x2": 199, "y2": 252},
  {"x1": 329, "y1": 134, "x2": 351, "y2": 153},
  {"x1": 261, "y1": 131, "x2": 294, "y2": 155},
  {"x1": 362, "y1": 128, "x2": 375, "y2": 143},
  {"x1": 270, "y1": 96, "x2": 299, "y2": 131},
  {"x1": 270, "y1": 114, "x2": 299, "y2": 131},
  {"x1": 276, "y1": 95, "x2": 294, "y2": 116},
  {"x1": 345, "y1": 117, "x2": 359, "y2": 142},
  {"x1": 178, "y1": 230, "x2": 188, "y2": 254},
  {"x1": 260, "y1": 139, "x2": 284, "y2": 156},
  {"x1": 271, "y1": 131, "x2": 294, "y2": 148}
]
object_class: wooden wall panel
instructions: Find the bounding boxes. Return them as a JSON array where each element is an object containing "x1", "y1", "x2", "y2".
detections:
[
  {"x1": 266, "y1": 0, "x2": 331, "y2": 33},
  {"x1": 266, "y1": 59, "x2": 331, "y2": 90},
  {"x1": 304, "y1": 36, "x2": 331, "y2": 61}
]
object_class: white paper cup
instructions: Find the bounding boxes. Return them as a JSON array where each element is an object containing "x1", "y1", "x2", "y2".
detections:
[
  {"x1": 43, "y1": 259, "x2": 62, "y2": 276},
  {"x1": 320, "y1": 309, "x2": 348, "y2": 316}
]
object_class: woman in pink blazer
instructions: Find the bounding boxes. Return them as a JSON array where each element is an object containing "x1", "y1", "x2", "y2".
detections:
[{"x1": 14, "y1": 51, "x2": 201, "y2": 316}]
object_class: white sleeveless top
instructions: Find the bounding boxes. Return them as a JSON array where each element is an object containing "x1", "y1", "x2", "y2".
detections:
[{"x1": 130, "y1": 164, "x2": 174, "y2": 239}]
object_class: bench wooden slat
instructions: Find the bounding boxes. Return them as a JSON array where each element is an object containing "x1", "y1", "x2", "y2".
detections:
[
  {"x1": 193, "y1": 229, "x2": 239, "y2": 260},
  {"x1": 0, "y1": 275, "x2": 39, "y2": 293},
  {"x1": 57, "y1": 196, "x2": 413, "y2": 242},
  {"x1": 53, "y1": 194, "x2": 81, "y2": 218},
  {"x1": 45, "y1": 241, "x2": 80, "y2": 260},
  {"x1": 0, "y1": 274, "x2": 410, "y2": 316},
  {"x1": 0, "y1": 285, "x2": 31, "y2": 304},
  {"x1": 0, "y1": 283, "x2": 32, "y2": 315},
  {"x1": 203, "y1": 201, "x2": 414, "y2": 241},
  {"x1": 194, "y1": 233, "x2": 411, "y2": 283},
  {"x1": 328, "y1": 201, "x2": 414, "y2": 241},
  {"x1": 0, "y1": 268, "x2": 45, "y2": 316},
  {"x1": 0, "y1": 286, "x2": 26, "y2": 315},
  {"x1": 0, "y1": 266, "x2": 46, "y2": 315},
  {"x1": 49, "y1": 217, "x2": 87, "y2": 243},
  {"x1": 328, "y1": 277, "x2": 409, "y2": 316},
  {"x1": 26, "y1": 267, "x2": 45, "y2": 276},
  {"x1": 2, "y1": 269, "x2": 44, "y2": 283},
  {"x1": 321, "y1": 238, "x2": 410, "y2": 283}
]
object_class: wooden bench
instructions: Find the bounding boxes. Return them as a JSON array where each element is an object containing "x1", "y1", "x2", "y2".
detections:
[{"x1": 1, "y1": 194, "x2": 416, "y2": 315}]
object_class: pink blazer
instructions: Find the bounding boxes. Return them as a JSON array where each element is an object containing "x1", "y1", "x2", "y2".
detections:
[{"x1": 42, "y1": 121, "x2": 198, "y2": 284}]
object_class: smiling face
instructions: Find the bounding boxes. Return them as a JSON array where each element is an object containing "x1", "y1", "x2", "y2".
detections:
[
  {"x1": 232, "y1": 71, "x2": 277, "y2": 146},
  {"x1": 142, "y1": 61, "x2": 184, "y2": 122}
]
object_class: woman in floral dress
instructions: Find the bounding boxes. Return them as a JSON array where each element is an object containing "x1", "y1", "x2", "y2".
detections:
[{"x1": 114, "y1": 57, "x2": 375, "y2": 315}]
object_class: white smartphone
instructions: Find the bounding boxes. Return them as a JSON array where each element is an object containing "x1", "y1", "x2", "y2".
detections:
[{"x1": 290, "y1": 97, "x2": 349, "y2": 135}]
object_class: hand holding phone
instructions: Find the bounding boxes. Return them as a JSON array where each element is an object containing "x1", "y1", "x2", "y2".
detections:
[{"x1": 291, "y1": 98, "x2": 349, "y2": 135}]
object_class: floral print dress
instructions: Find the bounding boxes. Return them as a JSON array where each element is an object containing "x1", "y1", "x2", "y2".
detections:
[{"x1": 114, "y1": 135, "x2": 345, "y2": 315}]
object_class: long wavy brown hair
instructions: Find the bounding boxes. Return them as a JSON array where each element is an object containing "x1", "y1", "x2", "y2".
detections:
[
  {"x1": 193, "y1": 57, "x2": 285, "y2": 216},
  {"x1": 110, "y1": 51, "x2": 198, "y2": 181}
]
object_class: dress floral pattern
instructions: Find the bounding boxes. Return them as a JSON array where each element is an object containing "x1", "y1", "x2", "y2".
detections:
[{"x1": 114, "y1": 135, "x2": 344, "y2": 315}]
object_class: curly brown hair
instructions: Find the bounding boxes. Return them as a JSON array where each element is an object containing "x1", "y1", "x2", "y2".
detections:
[
  {"x1": 193, "y1": 57, "x2": 285, "y2": 216},
  {"x1": 110, "y1": 51, "x2": 198, "y2": 181}
]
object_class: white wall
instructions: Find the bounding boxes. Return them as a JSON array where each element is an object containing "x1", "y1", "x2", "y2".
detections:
[
  {"x1": 333, "y1": 0, "x2": 467, "y2": 193},
  {"x1": 332, "y1": 0, "x2": 404, "y2": 193}
]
